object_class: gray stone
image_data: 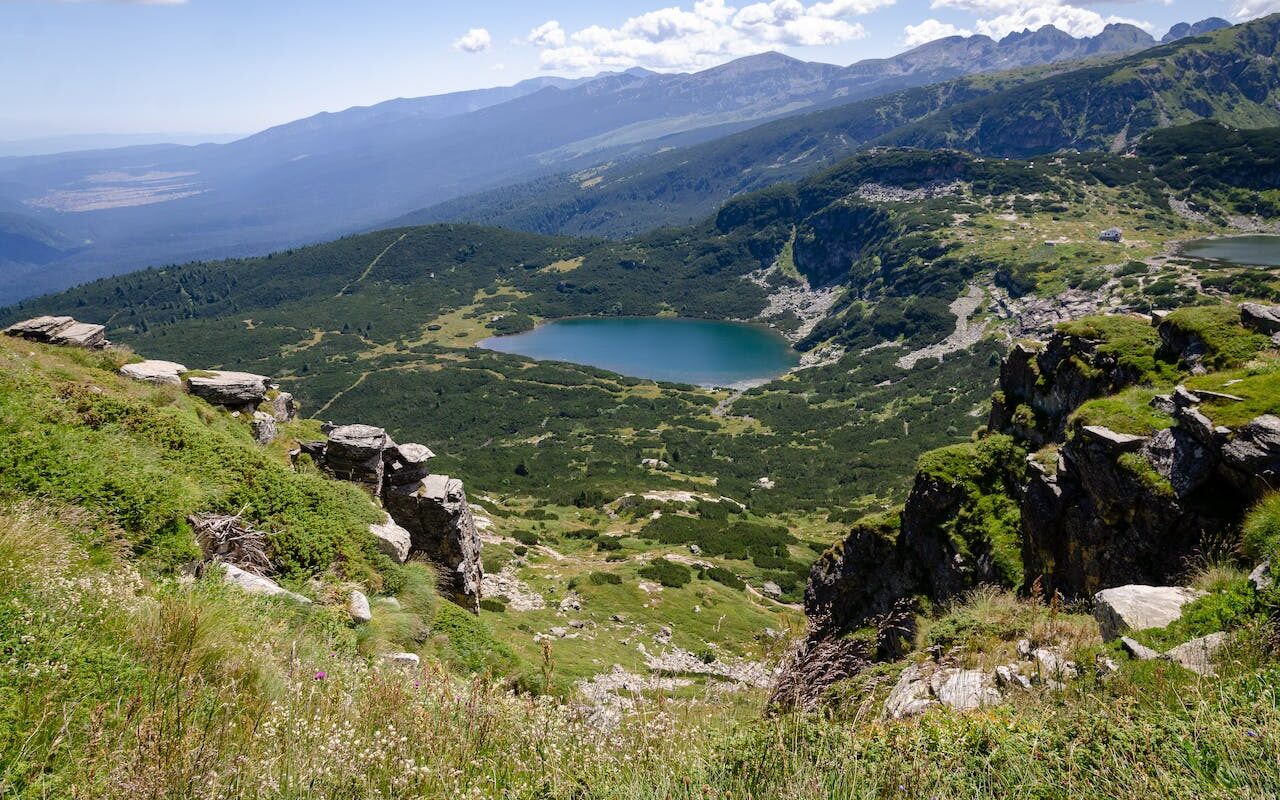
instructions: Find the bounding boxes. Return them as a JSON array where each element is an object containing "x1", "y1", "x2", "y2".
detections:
[
  {"x1": 217, "y1": 562, "x2": 311, "y2": 604},
  {"x1": 883, "y1": 664, "x2": 937, "y2": 719},
  {"x1": 995, "y1": 664, "x2": 1032, "y2": 690},
  {"x1": 187, "y1": 370, "x2": 273, "y2": 407},
  {"x1": 384, "y1": 474, "x2": 483, "y2": 612},
  {"x1": 930, "y1": 668, "x2": 1001, "y2": 712},
  {"x1": 120, "y1": 359, "x2": 188, "y2": 385},
  {"x1": 250, "y1": 411, "x2": 277, "y2": 445},
  {"x1": 1240, "y1": 302, "x2": 1280, "y2": 335},
  {"x1": 1080, "y1": 425, "x2": 1147, "y2": 452},
  {"x1": 1032, "y1": 647, "x2": 1078, "y2": 681},
  {"x1": 762, "y1": 581, "x2": 783, "y2": 599},
  {"x1": 550, "y1": 626, "x2": 569, "y2": 638},
  {"x1": 1120, "y1": 636, "x2": 1161, "y2": 660},
  {"x1": 1223, "y1": 416, "x2": 1280, "y2": 475},
  {"x1": 52, "y1": 322, "x2": 109, "y2": 348},
  {"x1": 1149, "y1": 393, "x2": 1177, "y2": 415},
  {"x1": 1141, "y1": 426, "x2": 1214, "y2": 498},
  {"x1": 383, "y1": 441, "x2": 436, "y2": 486},
  {"x1": 1175, "y1": 405, "x2": 1218, "y2": 446},
  {"x1": 1172, "y1": 385, "x2": 1201, "y2": 408},
  {"x1": 1162, "y1": 631, "x2": 1228, "y2": 676},
  {"x1": 559, "y1": 593, "x2": 582, "y2": 612},
  {"x1": 267, "y1": 391, "x2": 297, "y2": 422},
  {"x1": 369, "y1": 514, "x2": 411, "y2": 564},
  {"x1": 1093, "y1": 585, "x2": 1206, "y2": 641},
  {"x1": 382, "y1": 652, "x2": 420, "y2": 668},
  {"x1": 321, "y1": 424, "x2": 390, "y2": 492},
  {"x1": 4, "y1": 315, "x2": 108, "y2": 349},
  {"x1": 1249, "y1": 561, "x2": 1272, "y2": 592},
  {"x1": 348, "y1": 590, "x2": 372, "y2": 624}
]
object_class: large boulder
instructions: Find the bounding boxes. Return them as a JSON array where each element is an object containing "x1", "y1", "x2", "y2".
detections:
[
  {"x1": 1222, "y1": 415, "x2": 1280, "y2": 491},
  {"x1": 267, "y1": 391, "x2": 298, "y2": 422},
  {"x1": 186, "y1": 370, "x2": 272, "y2": 408},
  {"x1": 1240, "y1": 303, "x2": 1280, "y2": 335},
  {"x1": 348, "y1": 590, "x2": 372, "y2": 624},
  {"x1": 883, "y1": 664, "x2": 937, "y2": 719},
  {"x1": 120, "y1": 359, "x2": 187, "y2": 386},
  {"x1": 4, "y1": 315, "x2": 108, "y2": 348},
  {"x1": 1093, "y1": 585, "x2": 1205, "y2": 641},
  {"x1": 322, "y1": 424, "x2": 391, "y2": 493},
  {"x1": 931, "y1": 668, "x2": 1001, "y2": 712},
  {"x1": 384, "y1": 474, "x2": 484, "y2": 612}
]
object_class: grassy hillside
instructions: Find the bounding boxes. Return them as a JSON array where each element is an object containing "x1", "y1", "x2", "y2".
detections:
[{"x1": 403, "y1": 15, "x2": 1280, "y2": 240}]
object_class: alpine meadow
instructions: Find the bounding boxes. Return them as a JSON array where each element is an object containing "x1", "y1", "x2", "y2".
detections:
[{"x1": 4, "y1": 5, "x2": 1280, "y2": 799}]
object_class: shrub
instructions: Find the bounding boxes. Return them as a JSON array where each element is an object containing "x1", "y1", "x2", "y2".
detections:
[
  {"x1": 587, "y1": 571, "x2": 622, "y2": 586},
  {"x1": 638, "y1": 558, "x2": 692, "y2": 588},
  {"x1": 512, "y1": 530, "x2": 540, "y2": 546},
  {"x1": 703, "y1": 566, "x2": 745, "y2": 590}
]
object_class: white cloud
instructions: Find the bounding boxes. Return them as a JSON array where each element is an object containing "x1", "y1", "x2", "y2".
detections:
[
  {"x1": 452, "y1": 28, "x2": 492, "y2": 53},
  {"x1": 1233, "y1": 0, "x2": 1280, "y2": 18},
  {"x1": 929, "y1": 0, "x2": 1150, "y2": 38},
  {"x1": 903, "y1": 18, "x2": 974, "y2": 45},
  {"x1": 534, "y1": 0, "x2": 889, "y2": 73},
  {"x1": 528, "y1": 20, "x2": 567, "y2": 48}
]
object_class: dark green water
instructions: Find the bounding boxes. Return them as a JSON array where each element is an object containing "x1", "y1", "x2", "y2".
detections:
[
  {"x1": 478, "y1": 317, "x2": 799, "y2": 387},
  {"x1": 1183, "y1": 235, "x2": 1280, "y2": 267}
]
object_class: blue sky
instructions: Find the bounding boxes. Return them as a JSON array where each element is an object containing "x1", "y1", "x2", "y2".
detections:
[{"x1": 1, "y1": 0, "x2": 1272, "y2": 139}]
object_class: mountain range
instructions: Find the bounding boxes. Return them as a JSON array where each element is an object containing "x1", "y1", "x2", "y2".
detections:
[{"x1": 0, "y1": 18, "x2": 1231, "y2": 305}]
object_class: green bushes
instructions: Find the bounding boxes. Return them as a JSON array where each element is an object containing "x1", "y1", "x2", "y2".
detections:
[
  {"x1": 587, "y1": 571, "x2": 622, "y2": 586},
  {"x1": 1243, "y1": 494, "x2": 1280, "y2": 562},
  {"x1": 638, "y1": 558, "x2": 692, "y2": 588},
  {"x1": 703, "y1": 566, "x2": 746, "y2": 590},
  {"x1": 0, "y1": 344, "x2": 388, "y2": 588}
]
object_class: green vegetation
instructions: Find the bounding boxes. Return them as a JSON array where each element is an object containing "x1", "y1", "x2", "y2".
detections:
[
  {"x1": 1163, "y1": 305, "x2": 1269, "y2": 369},
  {"x1": 638, "y1": 558, "x2": 693, "y2": 589},
  {"x1": 1071, "y1": 387, "x2": 1175, "y2": 436},
  {"x1": 917, "y1": 435, "x2": 1027, "y2": 587},
  {"x1": 1058, "y1": 314, "x2": 1177, "y2": 383}
]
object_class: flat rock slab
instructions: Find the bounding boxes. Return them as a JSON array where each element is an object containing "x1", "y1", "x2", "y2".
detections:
[
  {"x1": 1094, "y1": 584, "x2": 1205, "y2": 641},
  {"x1": 1162, "y1": 631, "x2": 1228, "y2": 676},
  {"x1": 218, "y1": 562, "x2": 310, "y2": 604},
  {"x1": 1120, "y1": 636, "x2": 1161, "y2": 660},
  {"x1": 931, "y1": 668, "x2": 1002, "y2": 712},
  {"x1": 187, "y1": 370, "x2": 272, "y2": 406},
  {"x1": 4, "y1": 315, "x2": 108, "y2": 348},
  {"x1": 120, "y1": 359, "x2": 188, "y2": 385}
]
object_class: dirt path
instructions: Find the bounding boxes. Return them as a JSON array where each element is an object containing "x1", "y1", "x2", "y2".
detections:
[{"x1": 336, "y1": 232, "x2": 408, "y2": 297}]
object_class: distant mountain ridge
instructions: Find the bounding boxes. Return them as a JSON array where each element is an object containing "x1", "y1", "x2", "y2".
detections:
[
  {"x1": 0, "y1": 17, "x2": 1239, "y2": 303},
  {"x1": 404, "y1": 15, "x2": 1280, "y2": 239}
]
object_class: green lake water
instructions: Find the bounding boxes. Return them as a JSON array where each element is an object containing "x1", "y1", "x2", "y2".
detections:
[
  {"x1": 478, "y1": 317, "x2": 799, "y2": 388},
  {"x1": 1182, "y1": 235, "x2": 1280, "y2": 267}
]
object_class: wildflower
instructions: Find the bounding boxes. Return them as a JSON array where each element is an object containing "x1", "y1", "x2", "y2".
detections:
[{"x1": 315, "y1": 670, "x2": 327, "y2": 680}]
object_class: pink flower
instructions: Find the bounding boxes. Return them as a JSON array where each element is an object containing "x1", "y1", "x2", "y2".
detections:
[{"x1": 314, "y1": 670, "x2": 327, "y2": 681}]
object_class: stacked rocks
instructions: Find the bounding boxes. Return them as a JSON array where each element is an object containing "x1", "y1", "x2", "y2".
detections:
[
  {"x1": 4, "y1": 316, "x2": 108, "y2": 349},
  {"x1": 297, "y1": 424, "x2": 481, "y2": 612}
]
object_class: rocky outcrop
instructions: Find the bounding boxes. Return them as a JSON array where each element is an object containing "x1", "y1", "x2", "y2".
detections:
[
  {"x1": 1240, "y1": 302, "x2": 1280, "y2": 335},
  {"x1": 4, "y1": 316, "x2": 109, "y2": 349},
  {"x1": 1162, "y1": 631, "x2": 1227, "y2": 676},
  {"x1": 1093, "y1": 585, "x2": 1205, "y2": 641},
  {"x1": 988, "y1": 326, "x2": 1151, "y2": 446},
  {"x1": 120, "y1": 359, "x2": 187, "y2": 385},
  {"x1": 385, "y1": 475, "x2": 484, "y2": 613},
  {"x1": 186, "y1": 370, "x2": 273, "y2": 410},
  {"x1": 300, "y1": 424, "x2": 480, "y2": 612},
  {"x1": 251, "y1": 412, "x2": 277, "y2": 445}
]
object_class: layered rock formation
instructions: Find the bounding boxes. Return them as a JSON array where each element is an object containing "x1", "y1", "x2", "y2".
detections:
[
  {"x1": 4, "y1": 315, "x2": 108, "y2": 348},
  {"x1": 299, "y1": 425, "x2": 481, "y2": 612}
]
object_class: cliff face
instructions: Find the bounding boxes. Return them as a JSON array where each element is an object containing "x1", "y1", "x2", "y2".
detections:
[{"x1": 784, "y1": 306, "x2": 1280, "y2": 707}]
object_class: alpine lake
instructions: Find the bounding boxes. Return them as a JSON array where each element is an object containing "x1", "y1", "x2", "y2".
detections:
[
  {"x1": 479, "y1": 316, "x2": 800, "y2": 388},
  {"x1": 1182, "y1": 234, "x2": 1280, "y2": 267}
]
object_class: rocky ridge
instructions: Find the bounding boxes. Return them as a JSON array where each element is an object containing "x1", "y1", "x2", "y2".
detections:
[{"x1": 778, "y1": 303, "x2": 1280, "y2": 707}]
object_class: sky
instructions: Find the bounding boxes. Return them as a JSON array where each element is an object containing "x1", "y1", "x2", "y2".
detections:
[{"x1": 1, "y1": 0, "x2": 1275, "y2": 141}]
